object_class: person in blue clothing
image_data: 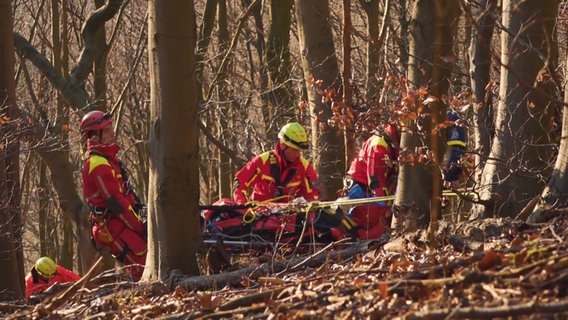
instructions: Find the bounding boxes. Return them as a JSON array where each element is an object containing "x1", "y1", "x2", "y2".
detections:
[{"x1": 443, "y1": 110, "x2": 468, "y2": 184}]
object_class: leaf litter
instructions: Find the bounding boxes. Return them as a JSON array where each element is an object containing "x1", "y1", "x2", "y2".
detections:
[{"x1": 5, "y1": 213, "x2": 568, "y2": 319}]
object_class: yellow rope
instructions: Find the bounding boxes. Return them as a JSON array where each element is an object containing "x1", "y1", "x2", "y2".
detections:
[
  {"x1": 240, "y1": 190, "x2": 476, "y2": 219},
  {"x1": 309, "y1": 190, "x2": 477, "y2": 209}
]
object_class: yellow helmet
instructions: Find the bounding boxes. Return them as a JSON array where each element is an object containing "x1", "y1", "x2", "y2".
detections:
[
  {"x1": 35, "y1": 257, "x2": 56, "y2": 278},
  {"x1": 278, "y1": 122, "x2": 309, "y2": 150}
]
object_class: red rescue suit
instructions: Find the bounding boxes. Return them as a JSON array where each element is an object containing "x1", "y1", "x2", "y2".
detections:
[
  {"x1": 347, "y1": 134, "x2": 398, "y2": 197},
  {"x1": 82, "y1": 142, "x2": 146, "y2": 280},
  {"x1": 25, "y1": 265, "x2": 80, "y2": 297},
  {"x1": 233, "y1": 144, "x2": 320, "y2": 204},
  {"x1": 345, "y1": 133, "x2": 398, "y2": 240}
]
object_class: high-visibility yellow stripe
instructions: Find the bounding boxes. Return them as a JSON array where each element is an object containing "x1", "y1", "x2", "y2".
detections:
[
  {"x1": 447, "y1": 140, "x2": 467, "y2": 147},
  {"x1": 371, "y1": 135, "x2": 388, "y2": 148},
  {"x1": 89, "y1": 155, "x2": 110, "y2": 174},
  {"x1": 244, "y1": 168, "x2": 262, "y2": 188}
]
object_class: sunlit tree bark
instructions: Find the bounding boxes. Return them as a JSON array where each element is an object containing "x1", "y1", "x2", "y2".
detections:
[
  {"x1": 145, "y1": 0, "x2": 202, "y2": 280},
  {"x1": 477, "y1": 0, "x2": 557, "y2": 218},
  {"x1": 394, "y1": 0, "x2": 459, "y2": 232},
  {"x1": 216, "y1": 0, "x2": 233, "y2": 199},
  {"x1": 265, "y1": 0, "x2": 294, "y2": 137},
  {"x1": 50, "y1": 0, "x2": 75, "y2": 271},
  {"x1": 529, "y1": 74, "x2": 568, "y2": 219},
  {"x1": 469, "y1": 0, "x2": 497, "y2": 182},
  {"x1": 295, "y1": 0, "x2": 344, "y2": 199},
  {"x1": 0, "y1": 0, "x2": 25, "y2": 299}
]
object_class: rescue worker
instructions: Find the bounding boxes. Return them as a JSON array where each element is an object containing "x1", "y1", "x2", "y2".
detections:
[
  {"x1": 443, "y1": 110, "x2": 467, "y2": 184},
  {"x1": 343, "y1": 123, "x2": 400, "y2": 240},
  {"x1": 441, "y1": 110, "x2": 468, "y2": 208},
  {"x1": 25, "y1": 257, "x2": 80, "y2": 297},
  {"x1": 233, "y1": 122, "x2": 320, "y2": 204},
  {"x1": 81, "y1": 110, "x2": 147, "y2": 280}
]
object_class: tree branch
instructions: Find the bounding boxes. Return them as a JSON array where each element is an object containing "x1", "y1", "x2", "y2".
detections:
[
  {"x1": 71, "y1": 0, "x2": 123, "y2": 95},
  {"x1": 408, "y1": 300, "x2": 568, "y2": 320},
  {"x1": 13, "y1": 33, "x2": 67, "y2": 97}
]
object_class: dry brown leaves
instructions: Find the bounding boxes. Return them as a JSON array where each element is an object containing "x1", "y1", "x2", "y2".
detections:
[{"x1": 6, "y1": 214, "x2": 568, "y2": 319}]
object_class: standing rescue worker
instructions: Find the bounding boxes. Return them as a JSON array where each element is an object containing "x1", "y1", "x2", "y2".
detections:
[
  {"x1": 233, "y1": 122, "x2": 320, "y2": 204},
  {"x1": 81, "y1": 110, "x2": 146, "y2": 280},
  {"x1": 443, "y1": 110, "x2": 467, "y2": 183},
  {"x1": 25, "y1": 257, "x2": 80, "y2": 297},
  {"x1": 441, "y1": 110, "x2": 468, "y2": 208},
  {"x1": 343, "y1": 123, "x2": 400, "y2": 240}
]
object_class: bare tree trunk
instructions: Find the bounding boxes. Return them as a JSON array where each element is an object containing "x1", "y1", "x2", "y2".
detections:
[
  {"x1": 530, "y1": 88, "x2": 568, "y2": 216},
  {"x1": 396, "y1": 1, "x2": 436, "y2": 229},
  {"x1": 146, "y1": 0, "x2": 202, "y2": 280},
  {"x1": 93, "y1": 0, "x2": 108, "y2": 111},
  {"x1": 395, "y1": 0, "x2": 410, "y2": 74},
  {"x1": 39, "y1": 161, "x2": 56, "y2": 258},
  {"x1": 428, "y1": 1, "x2": 459, "y2": 239},
  {"x1": 195, "y1": 0, "x2": 218, "y2": 204},
  {"x1": 477, "y1": 0, "x2": 557, "y2": 218},
  {"x1": 216, "y1": 0, "x2": 233, "y2": 199},
  {"x1": 342, "y1": 0, "x2": 357, "y2": 170},
  {"x1": 0, "y1": 0, "x2": 25, "y2": 299},
  {"x1": 295, "y1": 0, "x2": 345, "y2": 199},
  {"x1": 394, "y1": 0, "x2": 458, "y2": 231},
  {"x1": 51, "y1": 0, "x2": 75, "y2": 271},
  {"x1": 196, "y1": 0, "x2": 218, "y2": 104},
  {"x1": 265, "y1": 0, "x2": 294, "y2": 137},
  {"x1": 243, "y1": 0, "x2": 268, "y2": 133},
  {"x1": 469, "y1": 0, "x2": 496, "y2": 186},
  {"x1": 360, "y1": 0, "x2": 385, "y2": 103}
]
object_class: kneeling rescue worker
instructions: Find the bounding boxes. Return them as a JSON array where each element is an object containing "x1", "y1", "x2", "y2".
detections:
[
  {"x1": 342, "y1": 123, "x2": 400, "y2": 240},
  {"x1": 231, "y1": 122, "x2": 357, "y2": 242},
  {"x1": 25, "y1": 257, "x2": 80, "y2": 297},
  {"x1": 233, "y1": 122, "x2": 320, "y2": 204},
  {"x1": 81, "y1": 110, "x2": 147, "y2": 280}
]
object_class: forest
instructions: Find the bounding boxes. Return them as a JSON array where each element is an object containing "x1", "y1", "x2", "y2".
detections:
[{"x1": 1, "y1": 0, "x2": 568, "y2": 318}]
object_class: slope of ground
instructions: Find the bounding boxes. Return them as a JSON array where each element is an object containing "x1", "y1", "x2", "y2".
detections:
[{"x1": 4, "y1": 214, "x2": 568, "y2": 319}]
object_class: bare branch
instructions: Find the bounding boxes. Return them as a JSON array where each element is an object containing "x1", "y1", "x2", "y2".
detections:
[{"x1": 71, "y1": 0, "x2": 123, "y2": 98}]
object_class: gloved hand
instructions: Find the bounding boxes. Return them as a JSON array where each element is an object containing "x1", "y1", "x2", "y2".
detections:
[
  {"x1": 314, "y1": 206, "x2": 344, "y2": 228},
  {"x1": 292, "y1": 196, "x2": 308, "y2": 208}
]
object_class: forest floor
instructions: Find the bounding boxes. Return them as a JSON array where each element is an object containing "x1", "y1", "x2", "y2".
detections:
[{"x1": 4, "y1": 211, "x2": 568, "y2": 319}]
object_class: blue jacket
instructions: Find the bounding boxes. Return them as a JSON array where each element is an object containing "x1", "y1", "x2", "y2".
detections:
[{"x1": 444, "y1": 111, "x2": 467, "y2": 182}]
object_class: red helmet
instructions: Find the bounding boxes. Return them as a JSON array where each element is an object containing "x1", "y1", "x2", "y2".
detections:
[
  {"x1": 384, "y1": 123, "x2": 400, "y2": 147},
  {"x1": 80, "y1": 110, "x2": 111, "y2": 137}
]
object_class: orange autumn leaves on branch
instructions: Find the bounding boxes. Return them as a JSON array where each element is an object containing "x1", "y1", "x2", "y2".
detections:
[{"x1": 304, "y1": 75, "x2": 473, "y2": 168}]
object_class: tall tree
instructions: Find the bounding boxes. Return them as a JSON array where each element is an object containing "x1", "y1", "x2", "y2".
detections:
[
  {"x1": 394, "y1": 0, "x2": 459, "y2": 231},
  {"x1": 529, "y1": 55, "x2": 568, "y2": 218},
  {"x1": 50, "y1": 0, "x2": 74, "y2": 270},
  {"x1": 295, "y1": 0, "x2": 344, "y2": 199},
  {"x1": 360, "y1": 0, "x2": 387, "y2": 103},
  {"x1": 216, "y1": 0, "x2": 233, "y2": 199},
  {"x1": 195, "y1": 0, "x2": 217, "y2": 99},
  {"x1": 342, "y1": 0, "x2": 357, "y2": 168},
  {"x1": 145, "y1": 0, "x2": 202, "y2": 279},
  {"x1": 468, "y1": 0, "x2": 497, "y2": 183},
  {"x1": 0, "y1": 0, "x2": 25, "y2": 299},
  {"x1": 93, "y1": 0, "x2": 109, "y2": 111},
  {"x1": 265, "y1": 0, "x2": 294, "y2": 136},
  {"x1": 476, "y1": 0, "x2": 557, "y2": 218}
]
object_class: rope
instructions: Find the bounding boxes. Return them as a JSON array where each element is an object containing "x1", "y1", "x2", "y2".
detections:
[
  {"x1": 209, "y1": 190, "x2": 477, "y2": 222},
  {"x1": 308, "y1": 190, "x2": 477, "y2": 209}
]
